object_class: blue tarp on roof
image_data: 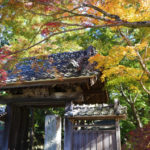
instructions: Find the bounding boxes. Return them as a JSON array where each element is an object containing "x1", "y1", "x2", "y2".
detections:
[{"x1": 7, "y1": 46, "x2": 98, "y2": 83}]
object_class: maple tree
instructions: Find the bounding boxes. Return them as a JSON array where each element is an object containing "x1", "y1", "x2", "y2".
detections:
[
  {"x1": 89, "y1": 28, "x2": 150, "y2": 95},
  {"x1": 122, "y1": 122, "x2": 150, "y2": 150},
  {"x1": 0, "y1": 0, "x2": 150, "y2": 84},
  {"x1": 0, "y1": 47, "x2": 12, "y2": 86},
  {"x1": 0, "y1": 1, "x2": 150, "y2": 86},
  {"x1": 0, "y1": 0, "x2": 150, "y2": 89},
  {"x1": 1, "y1": 1, "x2": 150, "y2": 147},
  {"x1": 0, "y1": 0, "x2": 150, "y2": 106}
]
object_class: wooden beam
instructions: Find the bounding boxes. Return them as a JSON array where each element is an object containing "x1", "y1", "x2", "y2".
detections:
[
  {"x1": 0, "y1": 94, "x2": 83, "y2": 105},
  {"x1": 67, "y1": 115, "x2": 126, "y2": 121},
  {"x1": 0, "y1": 76, "x2": 94, "y2": 90}
]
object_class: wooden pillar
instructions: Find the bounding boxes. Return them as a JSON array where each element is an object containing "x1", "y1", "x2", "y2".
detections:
[
  {"x1": 29, "y1": 108, "x2": 34, "y2": 150},
  {"x1": 64, "y1": 118, "x2": 73, "y2": 150},
  {"x1": 16, "y1": 107, "x2": 30, "y2": 150},
  {"x1": 116, "y1": 120, "x2": 121, "y2": 150},
  {"x1": 9, "y1": 106, "x2": 22, "y2": 149},
  {"x1": 44, "y1": 115, "x2": 61, "y2": 150},
  {"x1": 1, "y1": 105, "x2": 12, "y2": 150},
  {"x1": 64, "y1": 101, "x2": 73, "y2": 150},
  {"x1": 1, "y1": 105, "x2": 30, "y2": 150}
]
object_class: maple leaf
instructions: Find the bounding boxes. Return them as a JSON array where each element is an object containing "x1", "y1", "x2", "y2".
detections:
[
  {"x1": 45, "y1": 22, "x2": 61, "y2": 27},
  {"x1": 41, "y1": 27, "x2": 50, "y2": 35},
  {"x1": 0, "y1": 69, "x2": 7, "y2": 81}
]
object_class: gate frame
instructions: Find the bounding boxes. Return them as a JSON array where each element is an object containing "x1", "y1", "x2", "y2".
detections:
[
  {"x1": 64, "y1": 118, "x2": 122, "y2": 150},
  {"x1": 64, "y1": 101, "x2": 126, "y2": 150}
]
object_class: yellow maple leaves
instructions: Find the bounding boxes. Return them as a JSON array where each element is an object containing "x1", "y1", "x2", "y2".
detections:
[
  {"x1": 89, "y1": 41, "x2": 149, "y2": 84},
  {"x1": 135, "y1": 41, "x2": 148, "y2": 51},
  {"x1": 101, "y1": 65, "x2": 143, "y2": 82},
  {"x1": 90, "y1": 0, "x2": 150, "y2": 22}
]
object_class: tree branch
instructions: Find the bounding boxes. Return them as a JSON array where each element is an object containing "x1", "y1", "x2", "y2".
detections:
[
  {"x1": 25, "y1": 2, "x2": 150, "y2": 28},
  {"x1": 143, "y1": 46, "x2": 148, "y2": 61},
  {"x1": 119, "y1": 29, "x2": 150, "y2": 77},
  {"x1": 118, "y1": 29, "x2": 132, "y2": 46},
  {"x1": 29, "y1": 25, "x2": 44, "y2": 47},
  {"x1": 120, "y1": 84, "x2": 131, "y2": 104},
  {"x1": 10, "y1": 27, "x2": 87, "y2": 55},
  {"x1": 84, "y1": 3, "x2": 150, "y2": 27},
  {"x1": 58, "y1": 9, "x2": 150, "y2": 27},
  {"x1": 133, "y1": 93, "x2": 138, "y2": 103},
  {"x1": 9, "y1": 23, "x2": 130, "y2": 56},
  {"x1": 26, "y1": 6, "x2": 80, "y2": 17},
  {"x1": 123, "y1": 21, "x2": 150, "y2": 28},
  {"x1": 82, "y1": 3, "x2": 121, "y2": 21},
  {"x1": 140, "y1": 80, "x2": 150, "y2": 95},
  {"x1": 6, "y1": 21, "x2": 150, "y2": 57},
  {"x1": 61, "y1": 8, "x2": 112, "y2": 22},
  {"x1": 139, "y1": 72, "x2": 150, "y2": 95},
  {"x1": 136, "y1": 50, "x2": 150, "y2": 77},
  {"x1": 27, "y1": 10, "x2": 53, "y2": 17},
  {"x1": 57, "y1": 22, "x2": 84, "y2": 27},
  {"x1": 119, "y1": 29, "x2": 150, "y2": 94},
  {"x1": 53, "y1": 15, "x2": 77, "y2": 21}
]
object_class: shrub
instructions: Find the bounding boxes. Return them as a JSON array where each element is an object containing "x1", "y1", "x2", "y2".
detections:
[{"x1": 122, "y1": 123, "x2": 150, "y2": 150}]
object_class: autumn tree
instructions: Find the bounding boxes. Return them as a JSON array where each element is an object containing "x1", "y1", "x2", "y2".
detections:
[
  {"x1": 0, "y1": 0, "x2": 150, "y2": 90},
  {"x1": 122, "y1": 122, "x2": 150, "y2": 150},
  {"x1": 0, "y1": 1, "x2": 150, "y2": 120},
  {"x1": 1, "y1": 0, "x2": 150, "y2": 146}
]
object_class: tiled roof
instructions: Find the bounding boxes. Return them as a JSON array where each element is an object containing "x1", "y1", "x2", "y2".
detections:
[
  {"x1": 7, "y1": 46, "x2": 98, "y2": 83},
  {"x1": 65, "y1": 104, "x2": 127, "y2": 117}
]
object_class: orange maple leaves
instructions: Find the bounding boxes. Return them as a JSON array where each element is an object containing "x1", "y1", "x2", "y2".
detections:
[
  {"x1": 0, "y1": 47, "x2": 13, "y2": 85},
  {"x1": 41, "y1": 22, "x2": 61, "y2": 35}
]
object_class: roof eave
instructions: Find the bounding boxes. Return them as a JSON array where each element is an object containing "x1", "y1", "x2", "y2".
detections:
[
  {"x1": 67, "y1": 115, "x2": 127, "y2": 120},
  {"x1": 0, "y1": 75, "x2": 97, "y2": 89}
]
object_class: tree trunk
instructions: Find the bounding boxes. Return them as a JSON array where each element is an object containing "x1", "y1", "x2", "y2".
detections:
[{"x1": 130, "y1": 103, "x2": 143, "y2": 128}]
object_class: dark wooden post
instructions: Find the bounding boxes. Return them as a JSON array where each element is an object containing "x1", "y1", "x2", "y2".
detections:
[
  {"x1": 1, "y1": 105, "x2": 30, "y2": 150},
  {"x1": 29, "y1": 108, "x2": 34, "y2": 150},
  {"x1": 16, "y1": 107, "x2": 30, "y2": 150},
  {"x1": 1, "y1": 105, "x2": 12, "y2": 150}
]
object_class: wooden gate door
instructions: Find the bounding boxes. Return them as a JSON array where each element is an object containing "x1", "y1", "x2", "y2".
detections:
[
  {"x1": 72, "y1": 130, "x2": 117, "y2": 150},
  {"x1": 64, "y1": 119, "x2": 120, "y2": 150}
]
